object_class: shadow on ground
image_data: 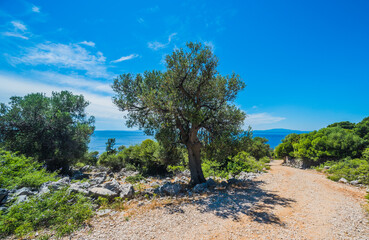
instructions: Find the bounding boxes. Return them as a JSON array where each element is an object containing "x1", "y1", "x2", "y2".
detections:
[{"x1": 166, "y1": 180, "x2": 295, "y2": 226}]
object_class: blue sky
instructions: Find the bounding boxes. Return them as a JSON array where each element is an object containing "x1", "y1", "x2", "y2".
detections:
[{"x1": 0, "y1": 0, "x2": 368, "y2": 131}]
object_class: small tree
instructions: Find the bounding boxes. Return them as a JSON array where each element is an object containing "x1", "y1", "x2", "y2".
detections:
[
  {"x1": 112, "y1": 42, "x2": 245, "y2": 184},
  {"x1": 105, "y1": 138, "x2": 117, "y2": 155},
  {"x1": 0, "y1": 91, "x2": 95, "y2": 172}
]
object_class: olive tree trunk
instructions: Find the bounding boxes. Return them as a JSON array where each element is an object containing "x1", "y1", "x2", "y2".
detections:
[{"x1": 187, "y1": 142, "x2": 206, "y2": 185}]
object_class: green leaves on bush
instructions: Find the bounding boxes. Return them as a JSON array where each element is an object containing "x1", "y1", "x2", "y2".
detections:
[
  {"x1": 0, "y1": 150, "x2": 57, "y2": 189},
  {"x1": 0, "y1": 188, "x2": 94, "y2": 238},
  {"x1": 98, "y1": 139, "x2": 184, "y2": 175},
  {"x1": 0, "y1": 91, "x2": 95, "y2": 172},
  {"x1": 202, "y1": 151, "x2": 268, "y2": 178},
  {"x1": 325, "y1": 159, "x2": 369, "y2": 185}
]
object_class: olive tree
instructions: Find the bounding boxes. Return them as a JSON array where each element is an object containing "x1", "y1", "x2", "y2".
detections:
[{"x1": 112, "y1": 42, "x2": 245, "y2": 184}]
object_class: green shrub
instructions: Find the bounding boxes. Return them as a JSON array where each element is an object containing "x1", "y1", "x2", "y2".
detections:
[
  {"x1": 326, "y1": 158, "x2": 369, "y2": 184},
  {"x1": 227, "y1": 151, "x2": 266, "y2": 175},
  {"x1": 0, "y1": 188, "x2": 94, "y2": 238},
  {"x1": 125, "y1": 174, "x2": 144, "y2": 184},
  {"x1": 0, "y1": 150, "x2": 57, "y2": 189},
  {"x1": 98, "y1": 139, "x2": 173, "y2": 175},
  {"x1": 363, "y1": 148, "x2": 369, "y2": 161}
]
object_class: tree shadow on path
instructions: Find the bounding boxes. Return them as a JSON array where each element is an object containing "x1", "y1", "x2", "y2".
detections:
[{"x1": 188, "y1": 180, "x2": 295, "y2": 226}]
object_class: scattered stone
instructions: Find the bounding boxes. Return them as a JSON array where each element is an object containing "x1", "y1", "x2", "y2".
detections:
[
  {"x1": 89, "y1": 187, "x2": 118, "y2": 199},
  {"x1": 158, "y1": 183, "x2": 182, "y2": 196},
  {"x1": 69, "y1": 182, "x2": 90, "y2": 195},
  {"x1": 338, "y1": 178, "x2": 348, "y2": 184},
  {"x1": 50, "y1": 177, "x2": 71, "y2": 190},
  {"x1": 0, "y1": 188, "x2": 9, "y2": 203},
  {"x1": 15, "y1": 195, "x2": 28, "y2": 204},
  {"x1": 193, "y1": 182, "x2": 208, "y2": 193},
  {"x1": 206, "y1": 178, "x2": 216, "y2": 188},
  {"x1": 90, "y1": 177, "x2": 105, "y2": 186},
  {"x1": 97, "y1": 209, "x2": 111, "y2": 216},
  {"x1": 324, "y1": 166, "x2": 331, "y2": 170},
  {"x1": 350, "y1": 180, "x2": 359, "y2": 185},
  {"x1": 14, "y1": 187, "x2": 34, "y2": 197},
  {"x1": 119, "y1": 184, "x2": 134, "y2": 199},
  {"x1": 137, "y1": 201, "x2": 144, "y2": 207},
  {"x1": 102, "y1": 179, "x2": 121, "y2": 193}
]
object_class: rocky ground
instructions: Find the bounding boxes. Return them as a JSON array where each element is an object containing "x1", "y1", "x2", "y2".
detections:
[{"x1": 64, "y1": 160, "x2": 369, "y2": 240}]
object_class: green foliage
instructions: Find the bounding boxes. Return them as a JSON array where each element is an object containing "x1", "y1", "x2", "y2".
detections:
[
  {"x1": 325, "y1": 159, "x2": 369, "y2": 185},
  {"x1": 0, "y1": 91, "x2": 95, "y2": 172},
  {"x1": 98, "y1": 139, "x2": 179, "y2": 175},
  {"x1": 112, "y1": 42, "x2": 245, "y2": 184},
  {"x1": 327, "y1": 121, "x2": 355, "y2": 130},
  {"x1": 0, "y1": 188, "x2": 94, "y2": 238},
  {"x1": 363, "y1": 148, "x2": 369, "y2": 160},
  {"x1": 227, "y1": 151, "x2": 266, "y2": 175},
  {"x1": 125, "y1": 174, "x2": 145, "y2": 184},
  {"x1": 0, "y1": 150, "x2": 57, "y2": 189},
  {"x1": 202, "y1": 151, "x2": 268, "y2": 178},
  {"x1": 203, "y1": 128, "x2": 272, "y2": 170},
  {"x1": 275, "y1": 121, "x2": 368, "y2": 165},
  {"x1": 76, "y1": 151, "x2": 99, "y2": 166},
  {"x1": 105, "y1": 138, "x2": 117, "y2": 155},
  {"x1": 355, "y1": 117, "x2": 369, "y2": 141}
]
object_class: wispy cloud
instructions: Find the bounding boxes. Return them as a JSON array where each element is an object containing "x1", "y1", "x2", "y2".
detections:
[
  {"x1": 137, "y1": 18, "x2": 144, "y2": 24},
  {"x1": 11, "y1": 21, "x2": 27, "y2": 31},
  {"x1": 32, "y1": 5, "x2": 40, "y2": 13},
  {"x1": 2, "y1": 20, "x2": 29, "y2": 39},
  {"x1": 245, "y1": 112, "x2": 286, "y2": 126},
  {"x1": 3, "y1": 32, "x2": 29, "y2": 40},
  {"x1": 111, "y1": 54, "x2": 139, "y2": 63},
  {"x1": 204, "y1": 41, "x2": 215, "y2": 51},
  {"x1": 79, "y1": 41, "x2": 95, "y2": 47},
  {"x1": 10, "y1": 43, "x2": 109, "y2": 78},
  {"x1": 148, "y1": 32, "x2": 177, "y2": 51}
]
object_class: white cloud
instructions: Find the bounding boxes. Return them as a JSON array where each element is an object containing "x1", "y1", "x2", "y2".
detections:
[
  {"x1": 11, "y1": 21, "x2": 27, "y2": 31},
  {"x1": 245, "y1": 112, "x2": 286, "y2": 126},
  {"x1": 80, "y1": 41, "x2": 95, "y2": 47},
  {"x1": 111, "y1": 54, "x2": 139, "y2": 63},
  {"x1": 11, "y1": 43, "x2": 109, "y2": 78},
  {"x1": 0, "y1": 73, "x2": 128, "y2": 130},
  {"x1": 148, "y1": 32, "x2": 177, "y2": 50},
  {"x1": 3, "y1": 32, "x2": 29, "y2": 39},
  {"x1": 32, "y1": 5, "x2": 40, "y2": 13}
]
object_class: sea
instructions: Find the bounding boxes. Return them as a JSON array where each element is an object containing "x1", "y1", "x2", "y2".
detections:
[{"x1": 89, "y1": 129, "x2": 309, "y2": 153}]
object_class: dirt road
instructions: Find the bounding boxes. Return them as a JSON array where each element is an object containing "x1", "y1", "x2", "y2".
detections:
[{"x1": 69, "y1": 160, "x2": 369, "y2": 240}]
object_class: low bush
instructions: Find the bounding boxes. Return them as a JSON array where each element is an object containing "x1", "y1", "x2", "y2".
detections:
[
  {"x1": 325, "y1": 158, "x2": 369, "y2": 185},
  {"x1": 0, "y1": 188, "x2": 94, "y2": 238},
  {"x1": 0, "y1": 150, "x2": 57, "y2": 189},
  {"x1": 202, "y1": 151, "x2": 269, "y2": 178},
  {"x1": 125, "y1": 174, "x2": 145, "y2": 184},
  {"x1": 98, "y1": 139, "x2": 181, "y2": 175}
]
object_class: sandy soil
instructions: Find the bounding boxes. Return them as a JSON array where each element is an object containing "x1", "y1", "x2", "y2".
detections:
[{"x1": 67, "y1": 160, "x2": 369, "y2": 240}]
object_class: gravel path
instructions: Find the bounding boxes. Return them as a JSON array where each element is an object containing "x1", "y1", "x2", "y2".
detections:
[{"x1": 67, "y1": 160, "x2": 369, "y2": 240}]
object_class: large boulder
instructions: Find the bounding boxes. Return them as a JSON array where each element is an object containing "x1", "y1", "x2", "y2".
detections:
[
  {"x1": 206, "y1": 178, "x2": 216, "y2": 188},
  {"x1": 89, "y1": 187, "x2": 118, "y2": 199}
]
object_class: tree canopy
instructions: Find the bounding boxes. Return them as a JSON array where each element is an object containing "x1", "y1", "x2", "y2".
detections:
[
  {"x1": 112, "y1": 42, "x2": 245, "y2": 184},
  {"x1": 0, "y1": 91, "x2": 95, "y2": 172}
]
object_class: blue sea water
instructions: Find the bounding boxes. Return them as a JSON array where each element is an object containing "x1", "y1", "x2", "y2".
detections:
[{"x1": 89, "y1": 129, "x2": 309, "y2": 153}]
